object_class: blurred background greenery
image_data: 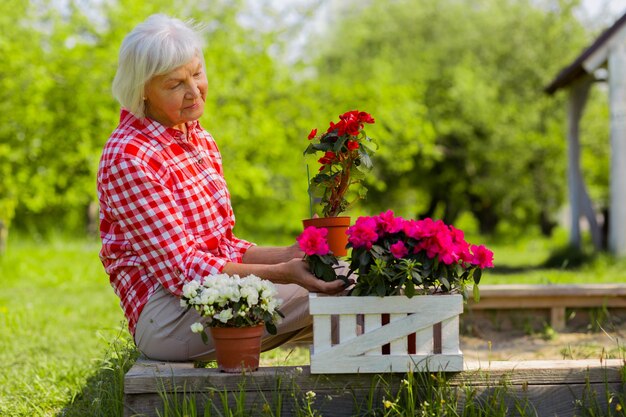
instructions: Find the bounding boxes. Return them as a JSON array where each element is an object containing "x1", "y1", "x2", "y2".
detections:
[{"x1": 0, "y1": 0, "x2": 616, "y2": 248}]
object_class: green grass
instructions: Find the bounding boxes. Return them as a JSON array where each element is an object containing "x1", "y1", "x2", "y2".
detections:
[
  {"x1": 0, "y1": 236, "x2": 126, "y2": 416},
  {"x1": 1, "y1": 229, "x2": 625, "y2": 416},
  {"x1": 480, "y1": 228, "x2": 626, "y2": 284}
]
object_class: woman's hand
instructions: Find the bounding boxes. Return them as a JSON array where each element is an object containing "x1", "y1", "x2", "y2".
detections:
[{"x1": 282, "y1": 258, "x2": 348, "y2": 295}]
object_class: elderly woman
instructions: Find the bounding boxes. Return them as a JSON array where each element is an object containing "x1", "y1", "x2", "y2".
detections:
[{"x1": 97, "y1": 14, "x2": 346, "y2": 361}]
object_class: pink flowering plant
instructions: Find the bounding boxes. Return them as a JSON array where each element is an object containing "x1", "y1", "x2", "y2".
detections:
[
  {"x1": 304, "y1": 110, "x2": 377, "y2": 217},
  {"x1": 295, "y1": 211, "x2": 493, "y2": 298},
  {"x1": 346, "y1": 211, "x2": 494, "y2": 299},
  {"x1": 296, "y1": 226, "x2": 346, "y2": 283}
]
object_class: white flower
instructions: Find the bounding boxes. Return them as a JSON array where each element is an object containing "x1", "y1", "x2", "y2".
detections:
[
  {"x1": 190, "y1": 322, "x2": 204, "y2": 333},
  {"x1": 241, "y1": 285, "x2": 259, "y2": 305},
  {"x1": 180, "y1": 298, "x2": 188, "y2": 308},
  {"x1": 182, "y1": 280, "x2": 201, "y2": 299},
  {"x1": 215, "y1": 308, "x2": 233, "y2": 323},
  {"x1": 305, "y1": 391, "x2": 316, "y2": 400}
]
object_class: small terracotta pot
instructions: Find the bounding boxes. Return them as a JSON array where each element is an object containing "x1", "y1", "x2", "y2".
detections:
[
  {"x1": 302, "y1": 216, "x2": 351, "y2": 257},
  {"x1": 210, "y1": 324, "x2": 264, "y2": 373}
]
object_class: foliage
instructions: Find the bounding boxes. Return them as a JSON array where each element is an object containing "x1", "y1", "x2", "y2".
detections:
[
  {"x1": 305, "y1": 0, "x2": 596, "y2": 235},
  {"x1": 0, "y1": 0, "x2": 614, "y2": 251},
  {"x1": 181, "y1": 274, "x2": 283, "y2": 337},
  {"x1": 304, "y1": 110, "x2": 377, "y2": 217}
]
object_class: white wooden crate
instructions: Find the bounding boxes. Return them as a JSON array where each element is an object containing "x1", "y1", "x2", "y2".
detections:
[{"x1": 308, "y1": 293, "x2": 463, "y2": 374}]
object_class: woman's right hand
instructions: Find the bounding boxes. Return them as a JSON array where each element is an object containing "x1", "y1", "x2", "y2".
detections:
[{"x1": 282, "y1": 258, "x2": 348, "y2": 295}]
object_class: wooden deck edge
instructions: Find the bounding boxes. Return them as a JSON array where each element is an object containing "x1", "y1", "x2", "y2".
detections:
[
  {"x1": 125, "y1": 358, "x2": 625, "y2": 394},
  {"x1": 124, "y1": 359, "x2": 625, "y2": 417}
]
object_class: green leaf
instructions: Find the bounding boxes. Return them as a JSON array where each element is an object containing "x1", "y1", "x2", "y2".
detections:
[
  {"x1": 333, "y1": 136, "x2": 348, "y2": 152},
  {"x1": 358, "y1": 148, "x2": 373, "y2": 169},
  {"x1": 440, "y1": 276, "x2": 450, "y2": 291},
  {"x1": 266, "y1": 321, "x2": 277, "y2": 335},
  {"x1": 375, "y1": 280, "x2": 385, "y2": 296},
  {"x1": 473, "y1": 268, "x2": 482, "y2": 284},
  {"x1": 200, "y1": 330, "x2": 209, "y2": 345},
  {"x1": 404, "y1": 281, "x2": 415, "y2": 298}
]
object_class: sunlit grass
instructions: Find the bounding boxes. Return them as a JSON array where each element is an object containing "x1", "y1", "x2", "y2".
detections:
[{"x1": 0, "y1": 236, "x2": 125, "y2": 416}]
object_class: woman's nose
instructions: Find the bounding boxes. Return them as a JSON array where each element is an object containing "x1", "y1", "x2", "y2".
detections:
[{"x1": 186, "y1": 82, "x2": 200, "y2": 98}]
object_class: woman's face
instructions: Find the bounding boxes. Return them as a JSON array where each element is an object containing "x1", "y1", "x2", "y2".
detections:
[{"x1": 144, "y1": 55, "x2": 208, "y2": 130}]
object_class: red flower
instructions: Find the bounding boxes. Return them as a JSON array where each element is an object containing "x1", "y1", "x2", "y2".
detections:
[
  {"x1": 297, "y1": 227, "x2": 330, "y2": 256},
  {"x1": 308, "y1": 129, "x2": 317, "y2": 140},
  {"x1": 358, "y1": 111, "x2": 375, "y2": 124},
  {"x1": 318, "y1": 151, "x2": 336, "y2": 165},
  {"x1": 390, "y1": 241, "x2": 408, "y2": 259},
  {"x1": 375, "y1": 210, "x2": 404, "y2": 235},
  {"x1": 347, "y1": 216, "x2": 379, "y2": 249},
  {"x1": 470, "y1": 244, "x2": 494, "y2": 268},
  {"x1": 346, "y1": 140, "x2": 359, "y2": 151}
]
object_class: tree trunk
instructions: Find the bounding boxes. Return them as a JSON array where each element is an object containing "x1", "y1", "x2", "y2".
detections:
[{"x1": 0, "y1": 220, "x2": 7, "y2": 255}]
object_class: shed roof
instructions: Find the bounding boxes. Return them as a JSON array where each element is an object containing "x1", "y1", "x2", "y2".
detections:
[{"x1": 545, "y1": 12, "x2": 626, "y2": 95}]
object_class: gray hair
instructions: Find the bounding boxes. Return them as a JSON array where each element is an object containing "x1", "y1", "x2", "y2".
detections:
[{"x1": 112, "y1": 14, "x2": 205, "y2": 119}]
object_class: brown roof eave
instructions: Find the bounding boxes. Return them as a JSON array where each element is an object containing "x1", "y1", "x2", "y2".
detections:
[{"x1": 544, "y1": 12, "x2": 626, "y2": 95}]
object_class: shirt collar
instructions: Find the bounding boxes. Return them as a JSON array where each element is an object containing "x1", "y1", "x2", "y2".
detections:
[{"x1": 119, "y1": 109, "x2": 201, "y2": 145}]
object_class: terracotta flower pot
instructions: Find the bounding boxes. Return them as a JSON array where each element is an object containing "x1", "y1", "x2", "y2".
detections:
[
  {"x1": 302, "y1": 216, "x2": 351, "y2": 257},
  {"x1": 210, "y1": 324, "x2": 264, "y2": 373}
]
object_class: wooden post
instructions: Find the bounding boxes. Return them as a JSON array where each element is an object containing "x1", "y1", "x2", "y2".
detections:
[
  {"x1": 566, "y1": 80, "x2": 588, "y2": 249},
  {"x1": 567, "y1": 77, "x2": 603, "y2": 250},
  {"x1": 609, "y1": 39, "x2": 626, "y2": 256}
]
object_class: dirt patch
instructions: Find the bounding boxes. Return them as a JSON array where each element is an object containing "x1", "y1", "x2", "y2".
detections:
[{"x1": 460, "y1": 309, "x2": 626, "y2": 362}]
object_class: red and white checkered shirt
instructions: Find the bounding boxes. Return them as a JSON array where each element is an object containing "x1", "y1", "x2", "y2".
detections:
[{"x1": 97, "y1": 109, "x2": 253, "y2": 335}]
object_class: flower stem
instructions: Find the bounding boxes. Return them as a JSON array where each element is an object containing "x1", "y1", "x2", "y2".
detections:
[{"x1": 307, "y1": 164, "x2": 314, "y2": 218}]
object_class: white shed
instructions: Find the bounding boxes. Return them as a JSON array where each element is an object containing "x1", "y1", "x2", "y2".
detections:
[{"x1": 545, "y1": 12, "x2": 626, "y2": 255}]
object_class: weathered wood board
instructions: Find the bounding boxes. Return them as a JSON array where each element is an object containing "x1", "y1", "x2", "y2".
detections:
[{"x1": 124, "y1": 359, "x2": 625, "y2": 417}]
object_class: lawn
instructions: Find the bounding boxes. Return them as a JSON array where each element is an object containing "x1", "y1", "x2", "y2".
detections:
[{"x1": 0, "y1": 230, "x2": 624, "y2": 416}]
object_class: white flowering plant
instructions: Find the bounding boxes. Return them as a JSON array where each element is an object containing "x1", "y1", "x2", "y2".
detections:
[{"x1": 180, "y1": 274, "x2": 284, "y2": 343}]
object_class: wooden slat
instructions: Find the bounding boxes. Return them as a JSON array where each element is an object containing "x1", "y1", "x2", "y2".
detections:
[
  {"x1": 309, "y1": 293, "x2": 463, "y2": 314},
  {"x1": 389, "y1": 314, "x2": 406, "y2": 354},
  {"x1": 441, "y1": 316, "x2": 460, "y2": 354},
  {"x1": 313, "y1": 307, "x2": 459, "y2": 360},
  {"x1": 312, "y1": 314, "x2": 331, "y2": 353},
  {"x1": 338, "y1": 314, "x2": 356, "y2": 343},
  {"x1": 363, "y1": 314, "x2": 380, "y2": 356}
]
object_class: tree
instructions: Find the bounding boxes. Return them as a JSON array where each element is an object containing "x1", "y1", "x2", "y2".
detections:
[{"x1": 304, "y1": 0, "x2": 595, "y2": 235}]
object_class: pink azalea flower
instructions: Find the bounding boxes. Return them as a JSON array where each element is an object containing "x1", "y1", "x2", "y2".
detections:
[
  {"x1": 390, "y1": 241, "x2": 408, "y2": 259},
  {"x1": 347, "y1": 216, "x2": 379, "y2": 249},
  {"x1": 297, "y1": 226, "x2": 330, "y2": 256},
  {"x1": 402, "y1": 219, "x2": 422, "y2": 239},
  {"x1": 376, "y1": 210, "x2": 404, "y2": 235},
  {"x1": 470, "y1": 244, "x2": 494, "y2": 268}
]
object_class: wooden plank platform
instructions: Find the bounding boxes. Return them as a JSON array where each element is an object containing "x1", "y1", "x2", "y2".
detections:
[
  {"x1": 466, "y1": 284, "x2": 626, "y2": 330},
  {"x1": 124, "y1": 358, "x2": 625, "y2": 417}
]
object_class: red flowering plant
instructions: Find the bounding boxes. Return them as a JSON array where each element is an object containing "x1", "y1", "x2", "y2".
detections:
[
  {"x1": 296, "y1": 226, "x2": 347, "y2": 283},
  {"x1": 345, "y1": 210, "x2": 494, "y2": 300},
  {"x1": 304, "y1": 110, "x2": 377, "y2": 217}
]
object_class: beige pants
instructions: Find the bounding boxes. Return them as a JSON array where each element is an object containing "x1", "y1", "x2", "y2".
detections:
[{"x1": 134, "y1": 283, "x2": 313, "y2": 361}]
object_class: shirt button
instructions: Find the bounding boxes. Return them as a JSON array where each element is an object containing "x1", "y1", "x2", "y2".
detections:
[{"x1": 175, "y1": 268, "x2": 182, "y2": 276}]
